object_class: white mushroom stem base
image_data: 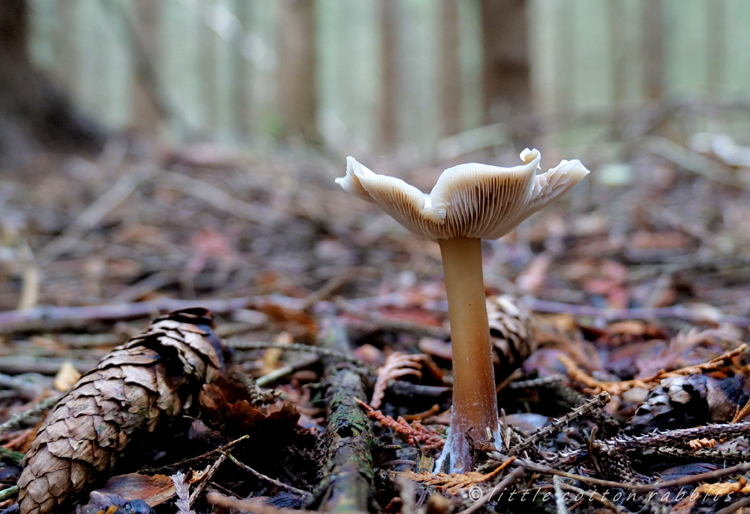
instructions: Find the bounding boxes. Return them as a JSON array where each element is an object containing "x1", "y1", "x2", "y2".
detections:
[{"x1": 436, "y1": 236, "x2": 500, "y2": 473}]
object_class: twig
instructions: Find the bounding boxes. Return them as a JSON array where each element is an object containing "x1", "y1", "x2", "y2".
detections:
[
  {"x1": 456, "y1": 467, "x2": 525, "y2": 514},
  {"x1": 339, "y1": 302, "x2": 448, "y2": 338},
  {"x1": 231, "y1": 340, "x2": 372, "y2": 371},
  {"x1": 595, "y1": 422, "x2": 750, "y2": 453},
  {"x1": 0, "y1": 395, "x2": 61, "y2": 434},
  {"x1": 508, "y1": 392, "x2": 610, "y2": 456},
  {"x1": 0, "y1": 294, "x2": 307, "y2": 334},
  {"x1": 159, "y1": 171, "x2": 281, "y2": 224},
  {"x1": 17, "y1": 239, "x2": 39, "y2": 310},
  {"x1": 547, "y1": 483, "x2": 626, "y2": 514},
  {"x1": 520, "y1": 297, "x2": 750, "y2": 328},
  {"x1": 508, "y1": 375, "x2": 564, "y2": 389},
  {"x1": 553, "y1": 476, "x2": 570, "y2": 514},
  {"x1": 507, "y1": 455, "x2": 750, "y2": 493},
  {"x1": 300, "y1": 271, "x2": 356, "y2": 311},
  {"x1": 0, "y1": 356, "x2": 97, "y2": 376},
  {"x1": 188, "y1": 453, "x2": 227, "y2": 506},
  {"x1": 38, "y1": 169, "x2": 152, "y2": 265},
  {"x1": 716, "y1": 496, "x2": 750, "y2": 514},
  {"x1": 149, "y1": 435, "x2": 249, "y2": 472},
  {"x1": 318, "y1": 316, "x2": 374, "y2": 513},
  {"x1": 0, "y1": 486, "x2": 18, "y2": 502},
  {"x1": 206, "y1": 492, "x2": 323, "y2": 514},
  {"x1": 255, "y1": 354, "x2": 319, "y2": 387},
  {"x1": 645, "y1": 136, "x2": 750, "y2": 190},
  {"x1": 225, "y1": 452, "x2": 312, "y2": 501}
]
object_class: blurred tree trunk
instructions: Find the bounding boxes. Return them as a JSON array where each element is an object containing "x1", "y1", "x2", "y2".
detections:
[
  {"x1": 480, "y1": 0, "x2": 531, "y2": 130},
  {"x1": 0, "y1": 0, "x2": 104, "y2": 166},
  {"x1": 201, "y1": 0, "x2": 218, "y2": 132},
  {"x1": 233, "y1": 0, "x2": 253, "y2": 138},
  {"x1": 440, "y1": 0, "x2": 461, "y2": 137},
  {"x1": 706, "y1": 0, "x2": 725, "y2": 98},
  {"x1": 133, "y1": 0, "x2": 160, "y2": 136},
  {"x1": 379, "y1": 0, "x2": 399, "y2": 151},
  {"x1": 609, "y1": 0, "x2": 626, "y2": 138},
  {"x1": 277, "y1": 0, "x2": 318, "y2": 142},
  {"x1": 55, "y1": 0, "x2": 78, "y2": 97},
  {"x1": 642, "y1": 0, "x2": 664, "y2": 101}
]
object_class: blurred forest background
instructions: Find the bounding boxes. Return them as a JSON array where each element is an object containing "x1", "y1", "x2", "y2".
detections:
[
  {"x1": 6, "y1": 0, "x2": 750, "y2": 160},
  {"x1": 2, "y1": 0, "x2": 750, "y2": 321}
]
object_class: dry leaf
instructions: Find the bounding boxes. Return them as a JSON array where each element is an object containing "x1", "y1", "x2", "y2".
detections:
[
  {"x1": 83, "y1": 473, "x2": 176, "y2": 508},
  {"x1": 53, "y1": 362, "x2": 81, "y2": 392}
]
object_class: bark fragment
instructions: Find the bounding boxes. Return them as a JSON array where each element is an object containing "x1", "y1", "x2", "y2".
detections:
[{"x1": 17, "y1": 308, "x2": 227, "y2": 514}]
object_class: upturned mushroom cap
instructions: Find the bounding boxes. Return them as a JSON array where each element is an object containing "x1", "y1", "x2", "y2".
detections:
[{"x1": 336, "y1": 149, "x2": 590, "y2": 241}]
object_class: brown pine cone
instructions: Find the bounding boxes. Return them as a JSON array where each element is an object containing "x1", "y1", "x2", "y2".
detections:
[
  {"x1": 17, "y1": 308, "x2": 228, "y2": 514},
  {"x1": 487, "y1": 295, "x2": 536, "y2": 381},
  {"x1": 628, "y1": 374, "x2": 748, "y2": 434}
]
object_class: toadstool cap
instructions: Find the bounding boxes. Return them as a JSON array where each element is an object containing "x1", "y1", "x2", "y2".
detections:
[{"x1": 336, "y1": 149, "x2": 590, "y2": 241}]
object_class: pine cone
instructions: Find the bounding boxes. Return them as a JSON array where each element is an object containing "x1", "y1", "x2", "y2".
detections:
[
  {"x1": 17, "y1": 308, "x2": 228, "y2": 514},
  {"x1": 628, "y1": 374, "x2": 748, "y2": 433},
  {"x1": 487, "y1": 295, "x2": 536, "y2": 381}
]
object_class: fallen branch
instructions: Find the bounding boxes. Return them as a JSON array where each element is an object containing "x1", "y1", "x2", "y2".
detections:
[
  {"x1": 521, "y1": 297, "x2": 750, "y2": 328},
  {"x1": 508, "y1": 392, "x2": 610, "y2": 457},
  {"x1": 0, "y1": 295, "x2": 307, "y2": 334},
  {"x1": 316, "y1": 316, "x2": 374, "y2": 513}
]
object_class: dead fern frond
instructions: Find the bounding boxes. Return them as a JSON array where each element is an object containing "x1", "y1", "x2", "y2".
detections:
[
  {"x1": 401, "y1": 457, "x2": 515, "y2": 495},
  {"x1": 370, "y1": 352, "x2": 426, "y2": 409},
  {"x1": 354, "y1": 398, "x2": 444, "y2": 450}
]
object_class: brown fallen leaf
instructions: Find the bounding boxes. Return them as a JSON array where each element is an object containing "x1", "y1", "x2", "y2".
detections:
[
  {"x1": 198, "y1": 383, "x2": 301, "y2": 441},
  {"x1": 17, "y1": 308, "x2": 228, "y2": 514},
  {"x1": 83, "y1": 473, "x2": 176, "y2": 508}
]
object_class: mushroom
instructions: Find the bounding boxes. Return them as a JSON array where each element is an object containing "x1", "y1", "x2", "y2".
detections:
[{"x1": 336, "y1": 149, "x2": 589, "y2": 473}]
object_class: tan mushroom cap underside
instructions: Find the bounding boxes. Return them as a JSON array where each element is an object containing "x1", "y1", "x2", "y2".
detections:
[{"x1": 336, "y1": 149, "x2": 590, "y2": 241}]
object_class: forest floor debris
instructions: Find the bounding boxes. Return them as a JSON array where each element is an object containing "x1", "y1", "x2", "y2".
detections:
[{"x1": 1, "y1": 136, "x2": 750, "y2": 513}]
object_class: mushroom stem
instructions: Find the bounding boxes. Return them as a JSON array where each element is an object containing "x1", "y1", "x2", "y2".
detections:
[{"x1": 438, "y1": 236, "x2": 499, "y2": 473}]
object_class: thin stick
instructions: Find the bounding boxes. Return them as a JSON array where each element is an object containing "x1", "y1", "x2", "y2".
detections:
[
  {"x1": 508, "y1": 392, "x2": 610, "y2": 456},
  {"x1": 38, "y1": 170, "x2": 151, "y2": 264},
  {"x1": 503, "y1": 456, "x2": 750, "y2": 493},
  {"x1": 456, "y1": 467, "x2": 525, "y2": 514},
  {"x1": 189, "y1": 453, "x2": 227, "y2": 506},
  {"x1": 0, "y1": 486, "x2": 18, "y2": 502},
  {"x1": 232, "y1": 341, "x2": 371, "y2": 370},
  {"x1": 0, "y1": 395, "x2": 61, "y2": 434},
  {"x1": 160, "y1": 172, "x2": 280, "y2": 224},
  {"x1": 0, "y1": 294, "x2": 307, "y2": 334},
  {"x1": 553, "y1": 476, "x2": 570, "y2": 514},
  {"x1": 716, "y1": 496, "x2": 750, "y2": 514},
  {"x1": 225, "y1": 452, "x2": 312, "y2": 500},
  {"x1": 206, "y1": 492, "x2": 327, "y2": 514},
  {"x1": 521, "y1": 297, "x2": 750, "y2": 328},
  {"x1": 158, "y1": 435, "x2": 249, "y2": 470}
]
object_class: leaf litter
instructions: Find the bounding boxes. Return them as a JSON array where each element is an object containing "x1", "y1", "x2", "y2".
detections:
[{"x1": 0, "y1": 137, "x2": 750, "y2": 513}]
